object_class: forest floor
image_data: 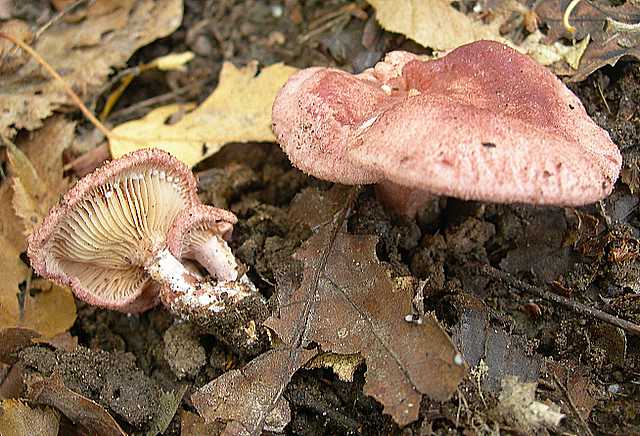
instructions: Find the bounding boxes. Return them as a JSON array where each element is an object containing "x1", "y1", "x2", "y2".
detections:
[{"x1": 1, "y1": 0, "x2": 639, "y2": 435}]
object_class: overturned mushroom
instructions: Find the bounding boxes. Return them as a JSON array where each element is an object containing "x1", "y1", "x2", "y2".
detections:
[
  {"x1": 165, "y1": 204, "x2": 267, "y2": 345},
  {"x1": 168, "y1": 204, "x2": 241, "y2": 282},
  {"x1": 272, "y1": 41, "x2": 622, "y2": 216},
  {"x1": 27, "y1": 149, "x2": 257, "y2": 322}
]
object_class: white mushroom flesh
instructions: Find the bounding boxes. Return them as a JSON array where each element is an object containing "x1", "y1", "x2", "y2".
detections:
[{"x1": 184, "y1": 228, "x2": 239, "y2": 282}]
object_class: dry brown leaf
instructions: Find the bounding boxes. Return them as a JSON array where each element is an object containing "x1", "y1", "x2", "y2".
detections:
[
  {"x1": 194, "y1": 186, "x2": 463, "y2": 429},
  {"x1": 0, "y1": 117, "x2": 76, "y2": 337},
  {"x1": 0, "y1": 0, "x2": 183, "y2": 137},
  {"x1": 367, "y1": 0, "x2": 508, "y2": 51},
  {"x1": 0, "y1": 399, "x2": 60, "y2": 436},
  {"x1": 0, "y1": 185, "x2": 30, "y2": 329},
  {"x1": 8, "y1": 116, "x2": 73, "y2": 235},
  {"x1": 0, "y1": 254, "x2": 76, "y2": 337},
  {"x1": 266, "y1": 229, "x2": 465, "y2": 426},
  {"x1": 536, "y1": 0, "x2": 640, "y2": 81},
  {"x1": 451, "y1": 295, "x2": 541, "y2": 392},
  {"x1": 26, "y1": 372, "x2": 126, "y2": 436},
  {"x1": 0, "y1": 187, "x2": 75, "y2": 338},
  {"x1": 180, "y1": 410, "x2": 226, "y2": 435},
  {"x1": 192, "y1": 347, "x2": 314, "y2": 435},
  {"x1": 190, "y1": 188, "x2": 351, "y2": 434},
  {"x1": 0, "y1": 327, "x2": 41, "y2": 365},
  {"x1": 109, "y1": 61, "x2": 298, "y2": 167}
]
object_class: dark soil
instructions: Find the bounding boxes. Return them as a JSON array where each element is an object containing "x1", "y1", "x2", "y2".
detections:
[{"x1": 9, "y1": 1, "x2": 640, "y2": 435}]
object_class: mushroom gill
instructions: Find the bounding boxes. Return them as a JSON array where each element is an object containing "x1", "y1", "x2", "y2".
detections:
[{"x1": 48, "y1": 167, "x2": 192, "y2": 302}]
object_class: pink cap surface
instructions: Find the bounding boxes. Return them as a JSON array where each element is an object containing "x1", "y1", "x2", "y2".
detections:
[
  {"x1": 27, "y1": 148, "x2": 200, "y2": 312},
  {"x1": 167, "y1": 204, "x2": 239, "y2": 282},
  {"x1": 272, "y1": 41, "x2": 621, "y2": 206},
  {"x1": 167, "y1": 203, "x2": 237, "y2": 258}
]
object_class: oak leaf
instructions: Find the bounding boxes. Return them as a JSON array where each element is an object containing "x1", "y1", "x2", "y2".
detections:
[
  {"x1": 109, "y1": 61, "x2": 298, "y2": 167},
  {"x1": 367, "y1": 0, "x2": 508, "y2": 51},
  {"x1": 0, "y1": 0, "x2": 183, "y2": 137},
  {"x1": 193, "y1": 187, "x2": 465, "y2": 431}
]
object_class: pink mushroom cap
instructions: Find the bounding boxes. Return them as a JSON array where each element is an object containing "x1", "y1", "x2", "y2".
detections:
[
  {"x1": 272, "y1": 40, "x2": 622, "y2": 212},
  {"x1": 167, "y1": 203, "x2": 237, "y2": 256},
  {"x1": 167, "y1": 204, "x2": 239, "y2": 282},
  {"x1": 27, "y1": 148, "x2": 200, "y2": 312}
]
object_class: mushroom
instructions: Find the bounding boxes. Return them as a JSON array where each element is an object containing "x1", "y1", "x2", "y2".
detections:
[
  {"x1": 167, "y1": 204, "x2": 242, "y2": 283},
  {"x1": 272, "y1": 40, "x2": 622, "y2": 216},
  {"x1": 27, "y1": 149, "x2": 256, "y2": 320}
]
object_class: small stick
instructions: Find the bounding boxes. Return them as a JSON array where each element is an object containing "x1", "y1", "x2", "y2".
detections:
[
  {"x1": 0, "y1": 31, "x2": 113, "y2": 140},
  {"x1": 475, "y1": 263, "x2": 640, "y2": 336},
  {"x1": 551, "y1": 371, "x2": 595, "y2": 436}
]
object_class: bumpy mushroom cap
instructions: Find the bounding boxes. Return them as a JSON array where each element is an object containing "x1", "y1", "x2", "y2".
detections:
[
  {"x1": 272, "y1": 40, "x2": 622, "y2": 212},
  {"x1": 167, "y1": 204, "x2": 239, "y2": 282},
  {"x1": 27, "y1": 149, "x2": 200, "y2": 312}
]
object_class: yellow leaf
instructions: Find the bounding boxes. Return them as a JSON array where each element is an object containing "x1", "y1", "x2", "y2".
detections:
[
  {"x1": 0, "y1": 188, "x2": 76, "y2": 337},
  {"x1": 7, "y1": 116, "x2": 72, "y2": 235},
  {"x1": 110, "y1": 61, "x2": 298, "y2": 167},
  {"x1": 0, "y1": 399, "x2": 59, "y2": 436},
  {"x1": 20, "y1": 280, "x2": 77, "y2": 337},
  {"x1": 0, "y1": 116, "x2": 76, "y2": 337},
  {"x1": 0, "y1": 0, "x2": 183, "y2": 138},
  {"x1": 367, "y1": 0, "x2": 508, "y2": 51}
]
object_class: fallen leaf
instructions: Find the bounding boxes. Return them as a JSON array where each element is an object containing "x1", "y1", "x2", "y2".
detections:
[
  {"x1": 192, "y1": 347, "x2": 314, "y2": 435},
  {"x1": 110, "y1": 61, "x2": 298, "y2": 167},
  {"x1": 8, "y1": 116, "x2": 73, "y2": 235},
  {"x1": 498, "y1": 376, "x2": 565, "y2": 431},
  {"x1": 367, "y1": 0, "x2": 509, "y2": 51},
  {"x1": 191, "y1": 188, "x2": 352, "y2": 434},
  {"x1": 0, "y1": 0, "x2": 183, "y2": 137},
  {"x1": 548, "y1": 362, "x2": 598, "y2": 421},
  {"x1": 194, "y1": 186, "x2": 463, "y2": 429},
  {"x1": 0, "y1": 327, "x2": 40, "y2": 365},
  {"x1": 0, "y1": 399, "x2": 59, "y2": 436},
  {"x1": 180, "y1": 410, "x2": 226, "y2": 436},
  {"x1": 273, "y1": 189, "x2": 464, "y2": 426},
  {"x1": 0, "y1": 116, "x2": 76, "y2": 337},
  {"x1": 450, "y1": 294, "x2": 541, "y2": 392},
  {"x1": 305, "y1": 352, "x2": 364, "y2": 382},
  {"x1": 25, "y1": 372, "x2": 126, "y2": 436},
  {"x1": 536, "y1": 0, "x2": 640, "y2": 81},
  {"x1": 145, "y1": 385, "x2": 189, "y2": 436},
  {"x1": 0, "y1": 196, "x2": 76, "y2": 338},
  {"x1": 266, "y1": 230, "x2": 465, "y2": 425}
]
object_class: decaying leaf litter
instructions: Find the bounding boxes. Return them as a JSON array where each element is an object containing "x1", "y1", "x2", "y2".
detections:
[{"x1": 1, "y1": 0, "x2": 640, "y2": 434}]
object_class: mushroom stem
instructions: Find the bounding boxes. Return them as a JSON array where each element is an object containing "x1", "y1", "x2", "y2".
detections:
[
  {"x1": 374, "y1": 181, "x2": 434, "y2": 218},
  {"x1": 191, "y1": 235, "x2": 240, "y2": 282},
  {"x1": 146, "y1": 248, "x2": 255, "y2": 317}
]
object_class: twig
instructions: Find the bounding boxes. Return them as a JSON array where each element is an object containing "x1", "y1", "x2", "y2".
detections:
[
  {"x1": 551, "y1": 371, "x2": 595, "y2": 436},
  {"x1": 475, "y1": 263, "x2": 640, "y2": 336},
  {"x1": 0, "y1": 31, "x2": 113, "y2": 140}
]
